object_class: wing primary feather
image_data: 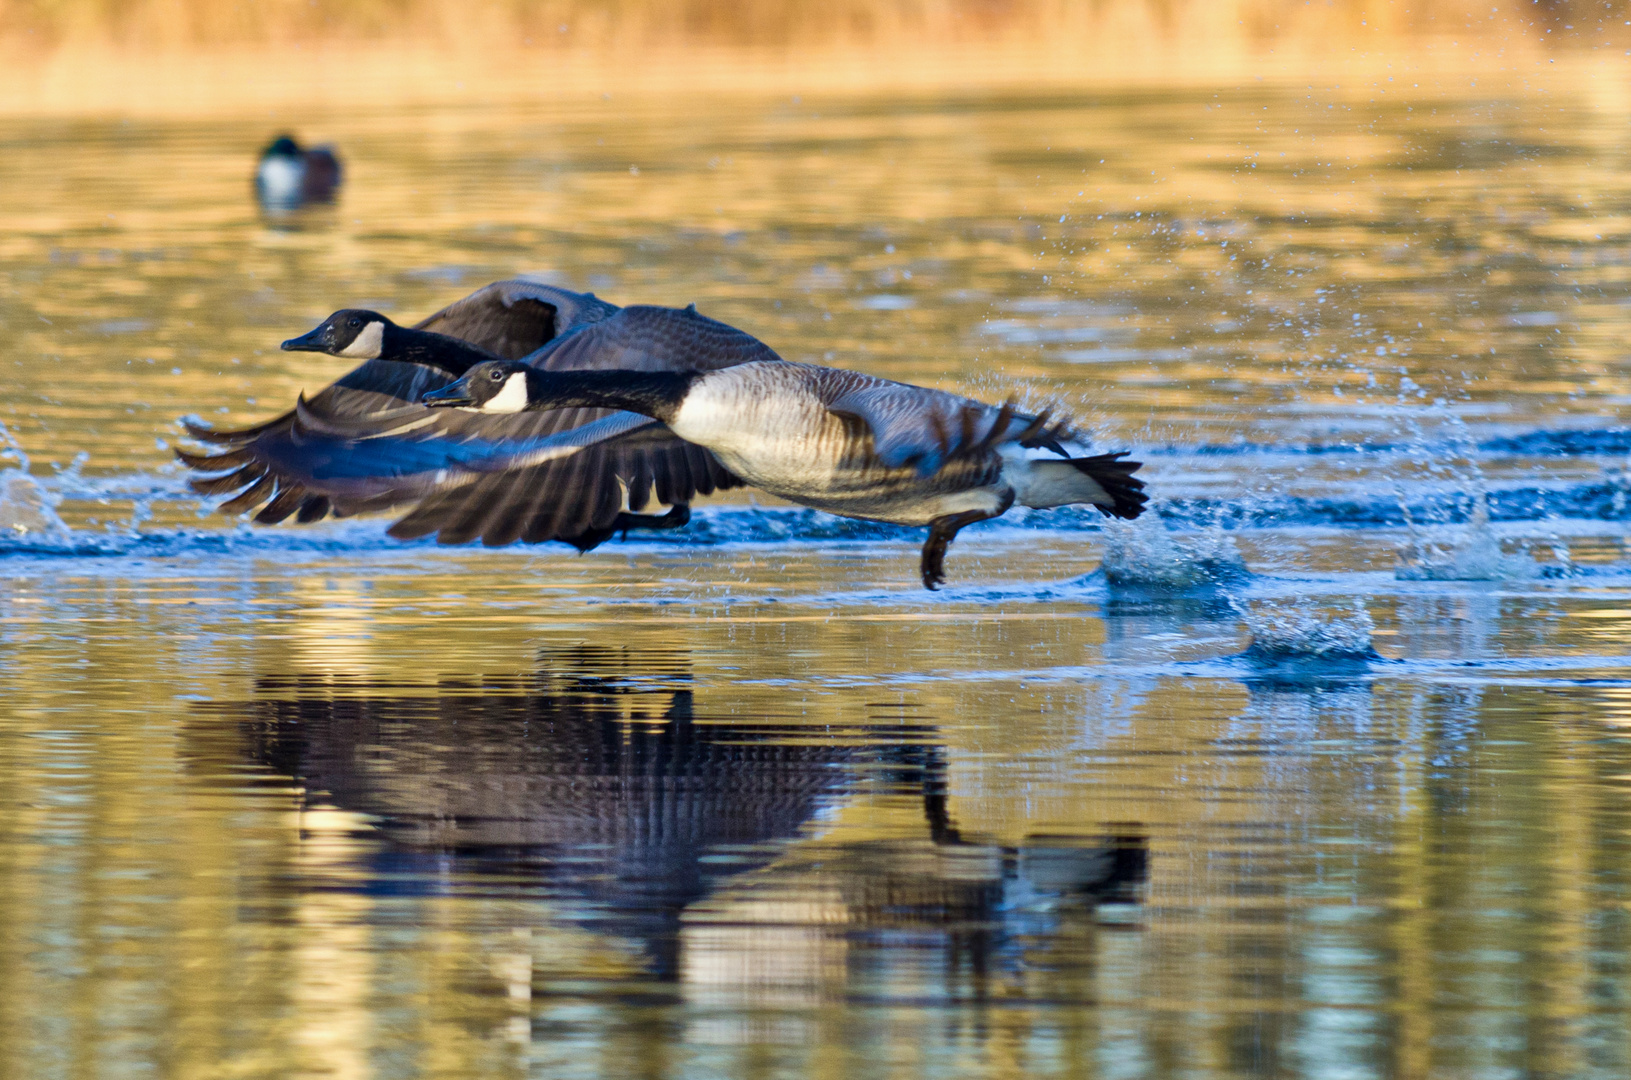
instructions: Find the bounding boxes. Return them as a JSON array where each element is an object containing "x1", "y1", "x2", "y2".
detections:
[
  {"x1": 590, "y1": 460, "x2": 622, "y2": 536},
  {"x1": 182, "y1": 412, "x2": 292, "y2": 445},
  {"x1": 480, "y1": 489, "x2": 531, "y2": 548},
  {"x1": 626, "y1": 457, "x2": 654, "y2": 512},
  {"x1": 255, "y1": 484, "x2": 309, "y2": 524},
  {"x1": 296, "y1": 497, "x2": 331, "y2": 524},
  {"x1": 982, "y1": 400, "x2": 1016, "y2": 450},
  {"x1": 176, "y1": 445, "x2": 256, "y2": 470},
  {"x1": 189, "y1": 463, "x2": 265, "y2": 496},
  {"x1": 1011, "y1": 409, "x2": 1053, "y2": 446},
  {"x1": 218, "y1": 474, "x2": 277, "y2": 515}
]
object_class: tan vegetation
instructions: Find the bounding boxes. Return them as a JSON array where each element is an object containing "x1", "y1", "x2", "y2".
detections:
[
  {"x1": 0, "y1": 0, "x2": 1615, "y2": 114},
  {"x1": 0, "y1": 0, "x2": 1610, "y2": 50}
]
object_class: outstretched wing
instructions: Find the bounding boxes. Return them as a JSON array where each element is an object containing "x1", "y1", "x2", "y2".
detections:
[
  {"x1": 824, "y1": 376, "x2": 1072, "y2": 476},
  {"x1": 376, "y1": 305, "x2": 780, "y2": 546},
  {"x1": 180, "y1": 302, "x2": 779, "y2": 548},
  {"x1": 180, "y1": 279, "x2": 618, "y2": 530},
  {"x1": 412, "y1": 279, "x2": 618, "y2": 360}
]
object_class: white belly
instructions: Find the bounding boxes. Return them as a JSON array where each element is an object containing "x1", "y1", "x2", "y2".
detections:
[
  {"x1": 257, "y1": 157, "x2": 304, "y2": 204},
  {"x1": 668, "y1": 368, "x2": 1009, "y2": 526}
]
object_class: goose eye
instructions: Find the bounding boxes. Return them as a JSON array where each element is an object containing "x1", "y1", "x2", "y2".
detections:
[
  {"x1": 348, "y1": 318, "x2": 361, "y2": 328},
  {"x1": 488, "y1": 369, "x2": 506, "y2": 382}
]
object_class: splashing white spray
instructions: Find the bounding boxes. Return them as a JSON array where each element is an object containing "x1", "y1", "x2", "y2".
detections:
[
  {"x1": 1099, "y1": 514, "x2": 1248, "y2": 589},
  {"x1": 0, "y1": 422, "x2": 73, "y2": 543},
  {"x1": 1395, "y1": 497, "x2": 1536, "y2": 581},
  {"x1": 1233, "y1": 598, "x2": 1377, "y2": 658}
]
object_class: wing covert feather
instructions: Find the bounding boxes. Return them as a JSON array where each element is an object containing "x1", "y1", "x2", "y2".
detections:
[
  {"x1": 181, "y1": 296, "x2": 766, "y2": 547},
  {"x1": 824, "y1": 375, "x2": 1072, "y2": 476},
  {"x1": 411, "y1": 279, "x2": 617, "y2": 360}
]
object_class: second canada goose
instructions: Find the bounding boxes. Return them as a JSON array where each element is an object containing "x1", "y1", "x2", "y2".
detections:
[
  {"x1": 418, "y1": 358, "x2": 1146, "y2": 588},
  {"x1": 179, "y1": 283, "x2": 768, "y2": 550}
]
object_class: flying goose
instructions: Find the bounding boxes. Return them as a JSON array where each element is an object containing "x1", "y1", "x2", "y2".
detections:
[
  {"x1": 179, "y1": 281, "x2": 765, "y2": 549},
  {"x1": 413, "y1": 357, "x2": 1146, "y2": 588},
  {"x1": 182, "y1": 287, "x2": 1146, "y2": 587},
  {"x1": 255, "y1": 135, "x2": 343, "y2": 209}
]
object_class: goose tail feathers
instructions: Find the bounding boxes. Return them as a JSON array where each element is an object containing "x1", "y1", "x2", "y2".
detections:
[{"x1": 1014, "y1": 452, "x2": 1147, "y2": 519}]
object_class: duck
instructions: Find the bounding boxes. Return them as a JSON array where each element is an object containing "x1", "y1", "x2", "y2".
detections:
[
  {"x1": 413, "y1": 356, "x2": 1146, "y2": 588},
  {"x1": 255, "y1": 135, "x2": 343, "y2": 208},
  {"x1": 178, "y1": 282, "x2": 766, "y2": 550}
]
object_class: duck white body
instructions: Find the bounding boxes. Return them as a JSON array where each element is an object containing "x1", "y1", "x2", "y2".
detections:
[{"x1": 255, "y1": 156, "x2": 305, "y2": 205}]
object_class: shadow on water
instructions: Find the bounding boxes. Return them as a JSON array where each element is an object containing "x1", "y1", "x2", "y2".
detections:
[{"x1": 187, "y1": 646, "x2": 1146, "y2": 995}]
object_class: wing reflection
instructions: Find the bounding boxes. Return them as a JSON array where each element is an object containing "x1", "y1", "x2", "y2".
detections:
[{"x1": 197, "y1": 646, "x2": 1145, "y2": 996}]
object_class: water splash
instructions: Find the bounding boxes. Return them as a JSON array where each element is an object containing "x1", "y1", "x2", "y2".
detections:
[
  {"x1": 1234, "y1": 598, "x2": 1379, "y2": 660},
  {"x1": 1395, "y1": 497, "x2": 1536, "y2": 581},
  {"x1": 0, "y1": 422, "x2": 75, "y2": 550},
  {"x1": 1097, "y1": 514, "x2": 1248, "y2": 590}
]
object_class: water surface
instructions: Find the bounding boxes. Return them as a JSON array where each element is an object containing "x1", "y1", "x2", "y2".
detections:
[{"x1": 5, "y1": 68, "x2": 1631, "y2": 1079}]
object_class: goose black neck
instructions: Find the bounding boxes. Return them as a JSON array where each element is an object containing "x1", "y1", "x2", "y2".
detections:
[
  {"x1": 384, "y1": 324, "x2": 504, "y2": 376},
  {"x1": 524, "y1": 369, "x2": 695, "y2": 423}
]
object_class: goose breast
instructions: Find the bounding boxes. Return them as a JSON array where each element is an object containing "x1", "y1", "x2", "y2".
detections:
[{"x1": 669, "y1": 363, "x2": 1009, "y2": 524}]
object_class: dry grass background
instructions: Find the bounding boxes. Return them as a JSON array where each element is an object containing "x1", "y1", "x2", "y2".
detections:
[
  {"x1": 0, "y1": 0, "x2": 1608, "y2": 49},
  {"x1": 0, "y1": 0, "x2": 1621, "y2": 113}
]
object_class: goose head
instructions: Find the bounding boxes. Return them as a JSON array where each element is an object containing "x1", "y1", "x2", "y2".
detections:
[
  {"x1": 282, "y1": 310, "x2": 394, "y2": 359},
  {"x1": 421, "y1": 360, "x2": 534, "y2": 413}
]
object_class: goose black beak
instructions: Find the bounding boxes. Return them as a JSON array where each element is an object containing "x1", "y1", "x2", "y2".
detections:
[
  {"x1": 281, "y1": 326, "x2": 332, "y2": 352},
  {"x1": 421, "y1": 379, "x2": 474, "y2": 408}
]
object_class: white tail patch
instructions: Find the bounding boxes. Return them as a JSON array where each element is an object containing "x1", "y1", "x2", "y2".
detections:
[
  {"x1": 482, "y1": 372, "x2": 531, "y2": 413},
  {"x1": 338, "y1": 321, "x2": 385, "y2": 359},
  {"x1": 1007, "y1": 457, "x2": 1111, "y2": 509}
]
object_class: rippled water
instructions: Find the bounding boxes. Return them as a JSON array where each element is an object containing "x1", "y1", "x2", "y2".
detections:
[{"x1": 6, "y1": 68, "x2": 1631, "y2": 1078}]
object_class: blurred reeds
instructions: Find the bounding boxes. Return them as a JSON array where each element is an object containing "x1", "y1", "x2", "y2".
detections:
[{"x1": 0, "y1": 0, "x2": 1618, "y2": 113}]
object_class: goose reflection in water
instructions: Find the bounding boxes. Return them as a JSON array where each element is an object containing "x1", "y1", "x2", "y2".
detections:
[{"x1": 198, "y1": 647, "x2": 1145, "y2": 999}]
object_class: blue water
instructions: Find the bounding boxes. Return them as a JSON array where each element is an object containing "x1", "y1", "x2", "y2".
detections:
[{"x1": 6, "y1": 80, "x2": 1631, "y2": 1080}]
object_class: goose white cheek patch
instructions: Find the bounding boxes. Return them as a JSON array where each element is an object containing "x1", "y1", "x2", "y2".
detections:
[
  {"x1": 482, "y1": 373, "x2": 531, "y2": 413},
  {"x1": 338, "y1": 321, "x2": 385, "y2": 359}
]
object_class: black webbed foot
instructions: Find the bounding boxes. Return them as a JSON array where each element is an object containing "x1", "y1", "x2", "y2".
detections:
[
  {"x1": 919, "y1": 509, "x2": 996, "y2": 591},
  {"x1": 564, "y1": 503, "x2": 692, "y2": 552},
  {"x1": 615, "y1": 502, "x2": 689, "y2": 541}
]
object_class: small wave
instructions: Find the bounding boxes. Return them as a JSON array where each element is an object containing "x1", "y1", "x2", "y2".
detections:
[
  {"x1": 1151, "y1": 427, "x2": 1631, "y2": 460},
  {"x1": 1479, "y1": 428, "x2": 1631, "y2": 457},
  {"x1": 1235, "y1": 599, "x2": 1380, "y2": 661},
  {"x1": 1096, "y1": 515, "x2": 1249, "y2": 590},
  {"x1": 0, "y1": 513, "x2": 435, "y2": 563},
  {"x1": 1162, "y1": 477, "x2": 1631, "y2": 530}
]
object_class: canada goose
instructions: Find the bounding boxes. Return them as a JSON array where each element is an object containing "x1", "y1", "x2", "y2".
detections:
[
  {"x1": 417, "y1": 357, "x2": 1146, "y2": 588},
  {"x1": 255, "y1": 135, "x2": 343, "y2": 208},
  {"x1": 179, "y1": 283, "x2": 768, "y2": 549},
  {"x1": 279, "y1": 308, "x2": 506, "y2": 374}
]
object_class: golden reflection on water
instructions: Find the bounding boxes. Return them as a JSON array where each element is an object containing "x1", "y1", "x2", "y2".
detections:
[
  {"x1": 6, "y1": 551, "x2": 1631, "y2": 1076},
  {"x1": 6, "y1": 23, "x2": 1631, "y2": 1080}
]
